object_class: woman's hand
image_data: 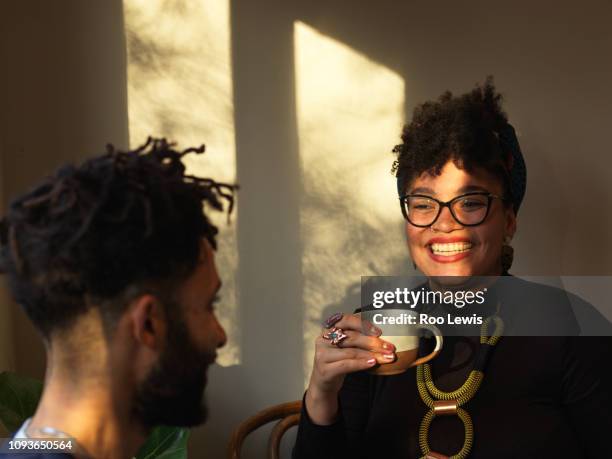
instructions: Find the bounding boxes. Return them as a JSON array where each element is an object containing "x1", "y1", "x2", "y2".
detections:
[{"x1": 305, "y1": 313, "x2": 396, "y2": 425}]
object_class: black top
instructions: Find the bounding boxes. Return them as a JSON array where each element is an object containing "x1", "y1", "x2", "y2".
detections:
[{"x1": 293, "y1": 279, "x2": 612, "y2": 458}]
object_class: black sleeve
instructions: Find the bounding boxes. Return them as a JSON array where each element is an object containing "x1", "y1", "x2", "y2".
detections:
[
  {"x1": 292, "y1": 392, "x2": 346, "y2": 459},
  {"x1": 338, "y1": 370, "x2": 371, "y2": 450},
  {"x1": 561, "y1": 336, "x2": 612, "y2": 458},
  {"x1": 293, "y1": 371, "x2": 371, "y2": 459}
]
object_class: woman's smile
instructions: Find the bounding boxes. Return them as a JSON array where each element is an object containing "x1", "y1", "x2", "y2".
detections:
[{"x1": 427, "y1": 237, "x2": 474, "y2": 263}]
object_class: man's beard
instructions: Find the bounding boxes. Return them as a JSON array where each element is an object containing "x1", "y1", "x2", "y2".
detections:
[{"x1": 132, "y1": 315, "x2": 216, "y2": 428}]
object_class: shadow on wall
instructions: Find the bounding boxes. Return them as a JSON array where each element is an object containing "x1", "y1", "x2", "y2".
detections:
[{"x1": 124, "y1": 0, "x2": 241, "y2": 368}]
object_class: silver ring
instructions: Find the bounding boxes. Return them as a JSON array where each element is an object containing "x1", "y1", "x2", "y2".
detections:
[{"x1": 322, "y1": 327, "x2": 348, "y2": 346}]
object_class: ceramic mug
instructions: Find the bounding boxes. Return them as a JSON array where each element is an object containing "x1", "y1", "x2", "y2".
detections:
[{"x1": 366, "y1": 309, "x2": 443, "y2": 376}]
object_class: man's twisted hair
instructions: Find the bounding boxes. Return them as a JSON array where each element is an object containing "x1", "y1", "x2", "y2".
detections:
[
  {"x1": 0, "y1": 138, "x2": 236, "y2": 338},
  {"x1": 392, "y1": 77, "x2": 511, "y2": 199}
]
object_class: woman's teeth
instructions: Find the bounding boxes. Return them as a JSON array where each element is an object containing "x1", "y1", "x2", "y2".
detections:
[{"x1": 430, "y1": 242, "x2": 473, "y2": 256}]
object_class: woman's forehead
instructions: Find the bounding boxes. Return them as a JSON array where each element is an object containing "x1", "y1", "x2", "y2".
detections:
[{"x1": 409, "y1": 161, "x2": 503, "y2": 196}]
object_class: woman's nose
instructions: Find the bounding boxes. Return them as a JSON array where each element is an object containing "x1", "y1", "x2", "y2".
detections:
[{"x1": 431, "y1": 206, "x2": 460, "y2": 232}]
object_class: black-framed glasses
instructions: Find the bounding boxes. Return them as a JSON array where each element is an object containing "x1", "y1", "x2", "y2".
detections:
[{"x1": 399, "y1": 192, "x2": 507, "y2": 227}]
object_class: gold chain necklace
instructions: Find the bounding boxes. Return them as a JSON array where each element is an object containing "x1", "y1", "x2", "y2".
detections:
[{"x1": 416, "y1": 314, "x2": 504, "y2": 459}]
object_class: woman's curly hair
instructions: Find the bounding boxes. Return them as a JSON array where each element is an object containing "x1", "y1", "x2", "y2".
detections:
[
  {"x1": 392, "y1": 77, "x2": 512, "y2": 199},
  {"x1": 0, "y1": 138, "x2": 236, "y2": 338}
]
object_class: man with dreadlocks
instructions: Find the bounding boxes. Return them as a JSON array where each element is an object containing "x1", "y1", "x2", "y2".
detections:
[{"x1": 0, "y1": 138, "x2": 236, "y2": 459}]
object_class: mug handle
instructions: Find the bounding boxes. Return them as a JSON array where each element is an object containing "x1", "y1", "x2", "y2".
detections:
[{"x1": 409, "y1": 324, "x2": 443, "y2": 368}]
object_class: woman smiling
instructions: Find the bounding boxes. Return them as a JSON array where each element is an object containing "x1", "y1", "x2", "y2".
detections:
[{"x1": 293, "y1": 79, "x2": 611, "y2": 458}]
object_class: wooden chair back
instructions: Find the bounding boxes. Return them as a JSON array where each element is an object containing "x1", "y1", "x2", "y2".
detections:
[{"x1": 228, "y1": 400, "x2": 302, "y2": 459}]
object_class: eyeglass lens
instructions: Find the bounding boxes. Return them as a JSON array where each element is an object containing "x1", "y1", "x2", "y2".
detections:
[{"x1": 405, "y1": 194, "x2": 489, "y2": 226}]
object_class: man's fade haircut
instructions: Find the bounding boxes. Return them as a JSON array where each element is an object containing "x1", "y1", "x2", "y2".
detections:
[
  {"x1": 392, "y1": 77, "x2": 512, "y2": 200},
  {"x1": 0, "y1": 138, "x2": 236, "y2": 339}
]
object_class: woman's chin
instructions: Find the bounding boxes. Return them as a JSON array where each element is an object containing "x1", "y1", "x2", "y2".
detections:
[{"x1": 418, "y1": 260, "x2": 480, "y2": 278}]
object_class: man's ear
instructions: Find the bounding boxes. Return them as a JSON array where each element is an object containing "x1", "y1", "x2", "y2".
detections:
[{"x1": 129, "y1": 294, "x2": 167, "y2": 351}]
